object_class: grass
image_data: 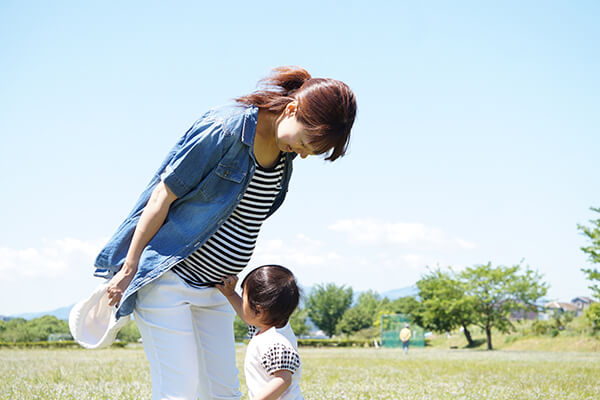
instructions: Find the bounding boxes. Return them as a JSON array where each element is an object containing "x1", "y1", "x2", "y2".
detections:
[
  {"x1": 2, "y1": 345, "x2": 599, "y2": 399},
  {"x1": 299, "y1": 348, "x2": 600, "y2": 400},
  {"x1": 424, "y1": 316, "x2": 600, "y2": 352}
]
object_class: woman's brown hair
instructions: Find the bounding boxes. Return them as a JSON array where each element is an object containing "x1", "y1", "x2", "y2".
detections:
[{"x1": 236, "y1": 66, "x2": 357, "y2": 161}]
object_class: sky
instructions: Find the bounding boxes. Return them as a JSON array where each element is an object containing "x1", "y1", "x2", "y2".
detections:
[{"x1": 1, "y1": 1, "x2": 599, "y2": 316}]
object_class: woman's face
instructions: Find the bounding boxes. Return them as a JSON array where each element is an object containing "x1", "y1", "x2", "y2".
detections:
[{"x1": 275, "y1": 103, "x2": 316, "y2": 159}]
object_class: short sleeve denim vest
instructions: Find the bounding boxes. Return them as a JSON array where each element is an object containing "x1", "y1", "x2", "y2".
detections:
[{"x1": 93, "y1": 104, "x2": 295, "y2": 318}]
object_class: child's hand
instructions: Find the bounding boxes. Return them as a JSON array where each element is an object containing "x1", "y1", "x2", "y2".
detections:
[{"x1": 216, "y1": 275, "x2": 238, "y2": 297}]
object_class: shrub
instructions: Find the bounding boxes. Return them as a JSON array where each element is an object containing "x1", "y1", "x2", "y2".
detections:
[
  {"x1": 532, "y1": 320, "x2": 552, "y2": 336},
  {"x1": 297, "y1": 338, "x2": 373, "y2": 347},
  {"x1": 586, "y1": 302, "x2": 600, "y2": 332}
]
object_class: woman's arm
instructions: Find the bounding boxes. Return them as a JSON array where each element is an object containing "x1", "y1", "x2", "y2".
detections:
[
  {"x1": 107, "y1": 181, "x2": 178, "y2": 307},
  {"x1": 253, "y1": 370, "x2": 292, "y2": 400}
]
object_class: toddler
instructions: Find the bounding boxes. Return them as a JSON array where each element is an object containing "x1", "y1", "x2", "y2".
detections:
[{"x1": 218, "y1": 265, "x2": 303, "y2": 400}]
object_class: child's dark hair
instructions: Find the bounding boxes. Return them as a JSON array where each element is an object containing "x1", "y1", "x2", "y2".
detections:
[{"x1": 241, "y1": 264, "x2": 300, "y2": 328}]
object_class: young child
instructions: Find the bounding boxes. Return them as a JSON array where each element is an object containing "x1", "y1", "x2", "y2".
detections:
[{"x1": 217, "y1": 265, "x2": 304, "y2": 400}]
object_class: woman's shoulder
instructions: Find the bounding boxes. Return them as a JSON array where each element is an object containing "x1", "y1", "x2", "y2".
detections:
[
  {"x1": 209, "y1": 102, "x2": 256, "y2": 116},
  {"x1": 205, "y1": 103, "x2": 258, "y2": 134}
]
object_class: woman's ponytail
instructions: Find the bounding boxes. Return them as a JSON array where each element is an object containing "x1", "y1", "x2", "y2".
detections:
[
  {"x1": 264, "y1": 66, "x2": 311, "y2": 95},
  {"x1": 236, "y1": 66, "x2": 310, "y2": 112}
]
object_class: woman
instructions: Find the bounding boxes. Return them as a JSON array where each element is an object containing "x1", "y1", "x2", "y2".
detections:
[{"x1": 94, "y1": 66, "x2": 356, "y2": 399}]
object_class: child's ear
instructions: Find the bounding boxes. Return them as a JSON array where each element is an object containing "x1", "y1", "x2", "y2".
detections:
[{"x1": 255, "y1": 305, "x2": 268, "y2": 321}]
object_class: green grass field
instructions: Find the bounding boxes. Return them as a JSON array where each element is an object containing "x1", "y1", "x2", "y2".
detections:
[{"x1": 2, "y1": 346, "x2": 599, "y2": 399}]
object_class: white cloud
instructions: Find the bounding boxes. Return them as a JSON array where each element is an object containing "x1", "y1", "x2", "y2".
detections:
[
  {"x1": 249, "y1": 232, "x2": 447, "y2": 292},
  {"x1": 246, "y1": 219, "x2": 480, "y2": 293},
  {"x1": 328, "y1": 218, "x2": 476, "y2": 250},
  {"x1": 251, "y1": 234, "x2": 333, "y2": 268},
  {"x1": 0, "y1": 238, "x2": 105, "y2": 281}
]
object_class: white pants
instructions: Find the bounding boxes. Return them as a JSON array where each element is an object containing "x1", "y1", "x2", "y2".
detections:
[{"x1": 134, "y1": 270, "x2": 241, "y2": 400}]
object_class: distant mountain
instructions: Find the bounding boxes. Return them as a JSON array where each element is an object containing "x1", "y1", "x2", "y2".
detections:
[
  {"x1": 9, "y1": 305, "x2": 74, "y2": 321},
  {"x1": 3, "y1": 285, "x2": 419, "y2": 321},
  {"x1": 381, "y1": 285, "x2": 419, "y2": 300}
]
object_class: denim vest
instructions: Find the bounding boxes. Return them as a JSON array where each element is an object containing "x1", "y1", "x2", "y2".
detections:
[{"x1": 93, "y1": 104, "x2": 295, "y2": 318}]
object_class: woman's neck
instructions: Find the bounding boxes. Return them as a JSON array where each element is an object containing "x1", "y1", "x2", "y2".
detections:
[
  {"x1": 254, "y1": 109, "x2": 282, "y2": 168},
  {"x1": 256, "y1": 109, "x2": 278, "y2": 139}
]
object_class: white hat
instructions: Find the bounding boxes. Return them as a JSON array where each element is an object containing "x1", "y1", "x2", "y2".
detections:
[{"x1": 69, "y1": 281, "x2": 130, "y2": 349}]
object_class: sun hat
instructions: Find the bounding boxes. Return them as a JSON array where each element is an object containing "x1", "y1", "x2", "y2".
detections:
[{"x1": 69, "y1": 281, "x2": 130, "y2": 349}]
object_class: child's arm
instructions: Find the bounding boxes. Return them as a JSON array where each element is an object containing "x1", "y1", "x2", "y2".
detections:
[
  {"x1": 253, "y1": 370, "x2": 292, "y2": 400},
  {"x1": 216, "y1": 275, "x2": 247, "y2": 323}
]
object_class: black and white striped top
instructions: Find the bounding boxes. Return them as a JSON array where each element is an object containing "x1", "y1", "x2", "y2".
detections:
[{"x1": 171, "y1": 154, "x2": 286, "y2": 288}]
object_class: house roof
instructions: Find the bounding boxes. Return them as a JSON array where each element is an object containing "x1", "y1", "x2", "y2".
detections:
[
  {"x1": 571, "y1": 296, "x2": 595, "y2": 304},
  {"x1": 544, "y1": 301, "x2": 579, "y2": 312}
]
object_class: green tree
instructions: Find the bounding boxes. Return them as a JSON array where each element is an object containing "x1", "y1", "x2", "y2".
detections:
[
  {"x1": 0, "y1": 318, "x2": 28, "y2": 342},
  {"x1": 460, "y1": 262, "x2": 548, "y2": 350},
  {"x1": 417, "y1": 269, "x2": 477, "y2": 346},
  {"x1": 116, "y1": 320, "x2": 141, "y2": 342},
  {"x1": 585, "y1": 302, "x2": 600, "y2": 332},
  {"x1": 336, "y1": 307, "x2": 372, "y2": 335},
  {"x1": 355, "y1": 290, "x2": 381, "y2": 321},
  {"x1": 289, "y1": 307, "x2": 310, "y2": 337},
  {"x1": 578, "y1": 207, "x2": 600, "y2": 299},
  {"x1": 337, "y1": 290, "x2": 385, "y2": 335},
  {"x1": 0, "y1": 316, "x2": 70, "y2": 342},
  {"x1": 390, "y1": 296, "x2": 424, "y2": 328},
  {"x1": 233, "y1": 315, "x2": 248, "y2": 340},
  {"x1": 306, "y1": 283, "x2": 353, "y2": 337}
]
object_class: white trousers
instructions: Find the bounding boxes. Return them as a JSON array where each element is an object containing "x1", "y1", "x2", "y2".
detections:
[{"x1": 134, "y1": 270, "x2": 241, "y2": 400}]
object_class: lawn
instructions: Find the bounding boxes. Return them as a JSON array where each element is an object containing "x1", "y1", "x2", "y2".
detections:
[{"x1": 1, "y1": 346, "x2": 599, "y2": 399}]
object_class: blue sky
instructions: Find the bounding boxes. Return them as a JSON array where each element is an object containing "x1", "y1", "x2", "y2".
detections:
[{"x1": 1, "y1": 1, "x2": 599, "y2": 315}]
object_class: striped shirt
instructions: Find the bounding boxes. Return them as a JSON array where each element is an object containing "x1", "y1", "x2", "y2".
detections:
[{"x1": 171, "y1": 154, "x2": 285, "y2": 288}]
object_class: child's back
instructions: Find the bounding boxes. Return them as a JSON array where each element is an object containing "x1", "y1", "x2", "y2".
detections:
[{"x1": 245, "y1": 322, "x2": 303, "y2": 400}]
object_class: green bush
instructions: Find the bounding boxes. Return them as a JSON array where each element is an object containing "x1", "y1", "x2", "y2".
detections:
[
  {"x1": 504, "y1": 335, "x2": 519, "y2": 344},
  {"x1": 0, "y1": 316, "x2": 70, "y2": 343},
  {"x1": 297, "y1": 338, "x2": 373, "y2": 347},
  {"x1": 586, "y1": 303, "x2": 600, "y2": 332},
  {"x1": 532, "y1": 320, "x2": 553, "y2": 336},
  {"x1": 0, "y1": 341, "x2": 79, "y2": 349},
  {"x1": 0, "y1": 340, "x2": 129, "y2": 349},
  {"x1": 116, "y1": 320, "x2": 141, "y2": 342},
  {"x1": 351, "y1": 326, "x2": 380, "y2": 340}
]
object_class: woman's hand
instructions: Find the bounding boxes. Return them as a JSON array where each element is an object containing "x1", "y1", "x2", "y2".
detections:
[
  {"x1": 216, "y1": 275, "x2": 239, "y2": 298},
  {"x1": 107, "y1": 263, "x2": 137, "y2": 307}
]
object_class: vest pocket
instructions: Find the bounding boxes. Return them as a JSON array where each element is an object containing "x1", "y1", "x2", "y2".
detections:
[
  {"x1": 195, "y1": 161, "x2": 247, "y2": 202},
  {"x1": 215, "y1": 162, "x2": 246, "y2": 183}
]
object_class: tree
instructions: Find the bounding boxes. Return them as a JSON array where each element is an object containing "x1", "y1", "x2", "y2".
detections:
[
  {"x1": 390, "y1": 296, "x2": 425, "y2": 328},
  {"x1": 578, "y1": 207, "x2": 600, "y2": 299},
  {"x1": 417, "y1": 269, "x2": 477, "y2": 346},
  {"x1": 337, "y1": 290, "x2": 385, "y2": 335},
  {"x1": 336, "y1": 307, "x2": 372, "y2": 335},
  {"x1": 289, "y1": 307, "x2": 310, "y2": 337},
  {"x1": 585, "y1": 302, "x2": 600, "y2": 332},
  {"x1": 0, "y1": 316, "x2": 70, "y2": 342},
  {"x1": 233, "y1": 315, "x2": 248, "y2": 340},
  {"x1": 0, "y1": 318, "x2": 28, "y2": 342},
  {"x1": 460, "y1": 262, "x2": 548, "y2": 350},
  {"x1": 116, "y1": 320, "x2": 141, "y2": 342},
  {"x1": 306, "y1": 283, "x2": 353, "y2": 337},
  {"x1": 355, "y1": 290, "x2": 381, "y2": 320}
]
